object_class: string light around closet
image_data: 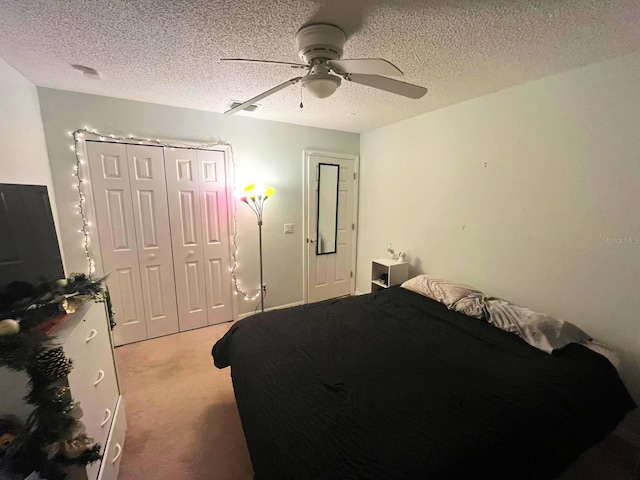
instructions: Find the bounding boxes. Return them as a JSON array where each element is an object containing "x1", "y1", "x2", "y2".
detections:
[{"x1": 69, "y1": 128, "x2": 262, "y2": 302}]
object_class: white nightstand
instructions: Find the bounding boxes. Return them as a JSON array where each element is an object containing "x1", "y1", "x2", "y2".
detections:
[{"x1": 371, "y1": 258, "x2": 409, "y2": 292}]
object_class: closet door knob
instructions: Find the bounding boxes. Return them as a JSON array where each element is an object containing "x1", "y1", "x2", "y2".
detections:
[
  {"x1": 149, "y1": 253, "x2": 156, "y2": 259},
  {"x1": 188, "y1": 250, "x2": 194, "y2": 256}
]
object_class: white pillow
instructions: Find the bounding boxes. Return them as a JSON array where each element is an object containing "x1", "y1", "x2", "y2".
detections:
[
  {"x1": 451, "y1": 292, "x2": 486, "y2": 319},
  {"x1": 483, "y1": 297, "x2": 591, "y2": 354},
  {"x1": 401, "y1": 275, "x2": 483, "y2": 308},
  {"x1": 402, "y1": 275, "x2": 591, "y2": 354}
]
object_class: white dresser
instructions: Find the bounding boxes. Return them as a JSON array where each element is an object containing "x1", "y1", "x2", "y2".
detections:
[{"x1": 0, "y1": 301, "x2": 126, "y2": 480}]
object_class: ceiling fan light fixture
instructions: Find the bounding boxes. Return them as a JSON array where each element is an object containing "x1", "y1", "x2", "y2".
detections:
[{"x1": 302, "y1": 73, "x2": 341, "y2": 99}]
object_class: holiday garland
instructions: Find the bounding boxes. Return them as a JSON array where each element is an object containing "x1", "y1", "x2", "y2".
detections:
[{"x1": 0, "y1": 274, "x2": 113, "y2": 480}]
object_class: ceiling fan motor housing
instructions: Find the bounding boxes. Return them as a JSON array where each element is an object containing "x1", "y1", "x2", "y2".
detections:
[{"x1": 296, "y1": 24, "x2": 346, "y2": 64}]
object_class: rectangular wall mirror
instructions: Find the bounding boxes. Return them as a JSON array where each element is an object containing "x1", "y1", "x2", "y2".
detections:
[{"x1": 316, "y1": 163, "x2": 339, "y2": 255}]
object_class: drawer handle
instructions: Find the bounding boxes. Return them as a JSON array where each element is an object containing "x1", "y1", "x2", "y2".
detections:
[
  {"x1": 111, "y1": 443, "x2": 122, "y2": 464},
  {"x1": 101, "y1": 408, "x2": 112, "y2": 427},
  {"x1": 85, "y1": 329, "x2": 98, "y2": 343},
  {"x1": 94, "y1": 370, "x2": 105, "y2": 386}
]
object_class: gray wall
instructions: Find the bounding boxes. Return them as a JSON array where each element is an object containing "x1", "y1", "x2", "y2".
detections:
[
  {"x1": 357, "y1": 52, "x2": 640, "y2": 433},
  {"x1": 37, "y1": 88, "x2": 359, "y2": 314}
]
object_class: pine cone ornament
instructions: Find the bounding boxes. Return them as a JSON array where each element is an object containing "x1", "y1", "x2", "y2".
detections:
[{"x1": 35, "y1": 346, "x2": 73, "y2": 381}]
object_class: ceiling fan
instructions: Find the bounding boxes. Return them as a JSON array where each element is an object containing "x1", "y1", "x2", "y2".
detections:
[{"x1": 221, "y1": 23, "x2": 428, "y2": 115}]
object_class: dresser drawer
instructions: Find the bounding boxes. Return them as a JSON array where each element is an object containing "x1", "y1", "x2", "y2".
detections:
[
  {"x1": 64, "y1": 302, "x2": 113, "y2": 398},
  {"x1": 97, "y1": 396, "x2": 127, "y2": 480},
  {"x1": 68, "y1": 396, "x2": 126, "y2": 480},
  {"x1": 81, "y1": 364, "x2": 119, "y2": 450},
  {"x1": 83, "y1": 303, "x2": 116, "y2": 374},
  {"x1": 64, "y1": 315, "x2": 91, "y2": 397}
]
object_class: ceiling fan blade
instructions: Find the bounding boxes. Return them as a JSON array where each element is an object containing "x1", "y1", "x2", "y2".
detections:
[
  {"x1": 224, "y1": 77, "x2": 303, "y2": 115},
  {"x1": 221, "y1": 58, "x2": 308, "y2": 69},
  {"x1": 347, "y1": 74, "x2": 427, "y2": 99},
  {"x1": 327, "y1": 59, "x2": 403, "y2": 77}
]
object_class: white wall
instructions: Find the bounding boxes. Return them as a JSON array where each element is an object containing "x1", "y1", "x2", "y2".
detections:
[
  {"x1": 0, "y1": 59, "x2": 53, "y2": 185},
  {"x1": 37, "y1": 88, "x2": 359, "y2": 314},
  {"x1": 357, "y1": 52, "x2": 640, "y2": 432},
  {"x1": 0, "y1": 59, "x2": 62, "y2": 255}
]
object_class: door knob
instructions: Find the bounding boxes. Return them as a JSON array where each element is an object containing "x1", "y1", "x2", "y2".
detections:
[
  {"x1": 149, "y1": 253, "x2": 156, "y2": 258},
  {"x1": 188, "y1": 250, "x2": 195, "y2": 256}
]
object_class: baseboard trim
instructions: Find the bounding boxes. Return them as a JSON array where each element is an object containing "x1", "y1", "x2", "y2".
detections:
[
  {"x1": 354, "y1": 290, "x2": 366, "y2": 296},
  {"x1": 237, "y1": 301, "x2": 305, "y2": 320},
  {"x1": 614, "y1": 425, "x2": 640, "y2": 447}
]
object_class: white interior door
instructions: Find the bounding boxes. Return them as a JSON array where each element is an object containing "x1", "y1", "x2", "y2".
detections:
[
  {"x1": 86, "y1": 141, "x2": 147, "y2": 345},
  {"x1": 305, "y1": 152, "x2": 358, "y2": 303},
  {"x1": 197, "y1": 150, "x2": 233, "y2": 324},
  {"x1": 164, "y1": 148, "x2": 208, "y2": 331},
  {"x1": 126, "y1": 145, "x2": 179, "y2": 339}
]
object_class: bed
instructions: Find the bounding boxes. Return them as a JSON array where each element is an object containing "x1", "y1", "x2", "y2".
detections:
[{"x1": 212, "y1": 285, "x2": 636, "y2": 480}]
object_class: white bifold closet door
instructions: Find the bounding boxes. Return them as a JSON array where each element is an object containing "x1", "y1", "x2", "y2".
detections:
[
  {"x1": 87, "y1": 141, "x2": 233, "y2": 346},
  {"x1": 125, "y1": 145, "x2": 179, "y2": 339},
  {"x1": 164, "y1": 148, "x2": 232, "y2": 330},
  {"x1": 85, "y1": 141, "x2": 148, "y2": 345},
  {"x1": 87, "y1": 141, "x2": 179, "y2": 346},
  {"x1": 197, "y1": 149, "x2": 233, "y2": 324}
]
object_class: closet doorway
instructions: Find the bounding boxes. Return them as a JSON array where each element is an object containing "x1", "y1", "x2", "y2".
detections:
[{"x1": 85, "y1": 141, "x2": 234, "y2": 346}]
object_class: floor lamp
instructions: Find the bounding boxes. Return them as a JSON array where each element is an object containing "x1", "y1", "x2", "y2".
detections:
[{"x1": 239, "y1": 183, "x2": 275, "y2": 313}]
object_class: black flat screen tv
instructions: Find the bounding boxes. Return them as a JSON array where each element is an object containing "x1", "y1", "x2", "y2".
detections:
[{"x1": 0, "y1": 183, "x2": 65, "y2": 319}]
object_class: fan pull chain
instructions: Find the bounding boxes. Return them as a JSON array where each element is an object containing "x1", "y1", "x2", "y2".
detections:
[{"x1": 299, "y1": 82, "x2": 304, "y2": 109}]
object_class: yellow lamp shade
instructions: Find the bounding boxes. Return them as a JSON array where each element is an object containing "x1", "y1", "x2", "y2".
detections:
[{"x1": 243, "y1": 183, "x2": 275, "y2": 199}]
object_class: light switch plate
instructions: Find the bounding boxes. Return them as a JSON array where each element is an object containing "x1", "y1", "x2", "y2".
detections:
[{"x1": 284, "y1": 223, "x2": 294, "y2": 234}]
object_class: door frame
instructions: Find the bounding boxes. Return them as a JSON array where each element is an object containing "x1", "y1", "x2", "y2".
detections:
[
  {"x1": 76, "y1": 133, "x2": 239, "y2": 326},
  {"x1": 302, "y1": 150, "x2": 359, "y2": 304}
]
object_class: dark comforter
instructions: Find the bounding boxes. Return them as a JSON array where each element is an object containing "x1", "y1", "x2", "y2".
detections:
[{"x1": 212, "y1": 287, "x2": 636, "y2": 480}]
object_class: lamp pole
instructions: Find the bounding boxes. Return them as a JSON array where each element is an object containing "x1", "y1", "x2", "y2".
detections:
[
  {"x1": 240, "y1": 184, "x2": 274, "y2": 314},
  {"x1": 258, "y1": 218, "x2": 264, "y2": 312}
]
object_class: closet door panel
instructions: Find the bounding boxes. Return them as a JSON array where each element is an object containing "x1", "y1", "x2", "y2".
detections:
[
  {"x1": 164, "y1": 148, "x2": 208, "y2": 331},
  {"x1": 126, "y1": 145, "x2": 179, "y2": 339},
  {"x1": 197, "y1": 150, "x2": 233, "y2": 324},
  {"x1": 86, "y1": 141, "x2": 147, "y2": 346}
]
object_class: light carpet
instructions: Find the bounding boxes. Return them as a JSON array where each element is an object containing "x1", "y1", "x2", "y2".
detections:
[{"x1": 115, "y1": 322, "x2": 253, "y2": 480}]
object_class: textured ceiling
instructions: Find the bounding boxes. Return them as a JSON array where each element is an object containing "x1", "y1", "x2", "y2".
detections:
[{"x1": 1, "y1": 0, "x2": 639, "y2": 133}]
